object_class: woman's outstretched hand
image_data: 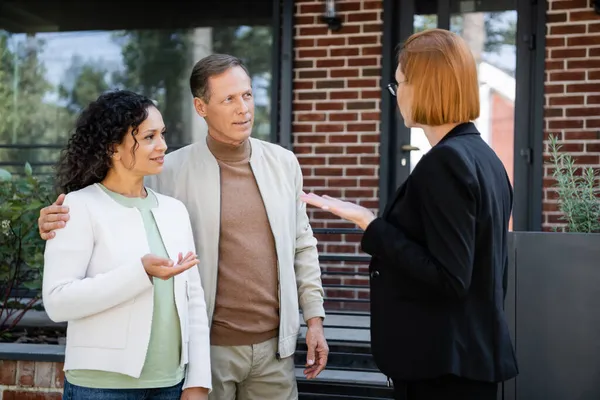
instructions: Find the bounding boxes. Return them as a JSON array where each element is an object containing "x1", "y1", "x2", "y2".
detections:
[
  {"x1": 300, "y1": 193, "x2": 376, "y2": 231},
  {"x1": 141, "y1": 251, "x2": 198, "y2": 281}
]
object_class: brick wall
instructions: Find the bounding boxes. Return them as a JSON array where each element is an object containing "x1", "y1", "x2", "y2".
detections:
[
  {"x1": 0, "y1": 360, "x2": 63, "y2": 399},
  {"x1": 293, "y1": 0, "x2": 600, "y2": 304},
  {"x1": 293, "y1": 0, "x2": 383, "y2": 310},
  {"x1": 544, "y1": 0, "x2": 600, "y2": 231}
]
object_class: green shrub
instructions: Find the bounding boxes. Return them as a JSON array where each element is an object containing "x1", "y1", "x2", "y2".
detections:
[
  {"x1": 548, "y1": 134, "x2": 600, "y2": 233},
  {"x1": 0, "y1": 164, "x2": 54, "y2": 337}
]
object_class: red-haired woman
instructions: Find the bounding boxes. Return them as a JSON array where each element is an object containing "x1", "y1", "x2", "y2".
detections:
[{"x1": 302, "y1": 29, "x2": 518, "y2": 400}]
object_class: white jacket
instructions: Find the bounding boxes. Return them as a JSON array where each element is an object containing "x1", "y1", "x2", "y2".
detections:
[
  {"x1": 145, "y1": 137, "x2": 325, "y2": 358},
  {"x1": 42, "y1": 184, "x2": 211, "y2": 391}
]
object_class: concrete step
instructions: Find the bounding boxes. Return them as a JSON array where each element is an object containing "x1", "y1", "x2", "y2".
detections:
[
  {"x1": 294, "y1": 341, "x2": 379, "y2": 373},
  {"x1": 299, "y1": 312, "x2": 371, "y2": 343},
  {"x1": 296, "y1": 373, "x2": 393, "y2": 399},
  {"x1": 294, "y1": 330, "x2": 393, "y2": 400}
]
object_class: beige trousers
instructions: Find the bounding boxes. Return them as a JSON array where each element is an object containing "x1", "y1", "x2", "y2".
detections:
[{"x1": 209, "y1": 337, "x2": 298, "y2": 400}]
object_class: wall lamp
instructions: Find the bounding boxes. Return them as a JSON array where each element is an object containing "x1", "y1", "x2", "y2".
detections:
[{"x1": 321, "y1": 0, "x2": 343, "y2": 31}]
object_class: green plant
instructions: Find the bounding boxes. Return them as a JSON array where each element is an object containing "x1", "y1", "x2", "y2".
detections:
[
  {"x1": 0, "y1": 163, "x2": 55, "y2": 338},
  {"x1": 548, "y1": 134, "x2": 600, "y2": 233}
]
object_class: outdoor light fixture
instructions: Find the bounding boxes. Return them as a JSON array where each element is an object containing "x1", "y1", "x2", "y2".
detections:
[
  {"x1": 321, "y1": 0, "x2": 343, "y2": 31},
  {"x1": 595, "y1": 0, "x2": 600, "y2": 15}
]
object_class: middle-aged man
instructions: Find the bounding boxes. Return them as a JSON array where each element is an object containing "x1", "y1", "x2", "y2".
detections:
[{"x1": 38, "y1": 53, "x2": 329, "y2": 399}]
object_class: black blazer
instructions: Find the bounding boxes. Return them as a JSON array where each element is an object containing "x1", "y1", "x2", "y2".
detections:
[{"x1": 361, "y1": 122, "x2": 518, "y2": 383}]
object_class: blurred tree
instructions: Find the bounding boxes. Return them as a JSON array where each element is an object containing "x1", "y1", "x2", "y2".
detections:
[
  {"x1": 213, "y1": 26, "x2": 272, "y2": 141},
  {"x1": 58, "y1": 55, "x2": 109, "y2": 114},
  {"x1": 109, "y1": 26, "x2": 273, "y2": 143},
  {"x1": 484, "y1": 12, "x2": 516, "y2": 53},
  {"x1": 213, "y1": 26, "x2": 272, "y2": 80},
  {"x1": 0, "y1": 32, "x2": 64, "y2": 173},
  {"x1": 412, "y1": 12, "x2": 517, "y2": 75},
  {"x1": 111, "y1": 30, "x2": 192, "y2": 144},
  {"x1": 0, "y1": 24, "x2": 276, "y2": 176}
]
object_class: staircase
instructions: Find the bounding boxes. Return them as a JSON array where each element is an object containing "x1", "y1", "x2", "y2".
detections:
[
  {"x1": 295, "y1": 341, "x2": 393, "y2": 399},
  {"x1": 293, "y1": 228, "x2": 393, "y2": 399},
  {"x1": 293, "y1": 313, "x2": 393, "y2": 399}
]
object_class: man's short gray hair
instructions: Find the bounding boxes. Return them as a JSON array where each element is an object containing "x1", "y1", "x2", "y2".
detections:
[{"x1": 189, "y1": 54, "x2": 250, "y2": 103}]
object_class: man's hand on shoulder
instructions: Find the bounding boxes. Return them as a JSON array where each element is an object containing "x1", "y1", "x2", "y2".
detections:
[{"x1": 38, "y1": 193, "x2": 70, "y2": 240}]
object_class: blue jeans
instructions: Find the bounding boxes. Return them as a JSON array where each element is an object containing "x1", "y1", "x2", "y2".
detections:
[{"x1": 63, "y1": 379, "x2": 183, "y2": 400}]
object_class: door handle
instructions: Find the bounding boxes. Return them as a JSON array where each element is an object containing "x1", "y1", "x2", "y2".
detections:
[{"x1": 401, "y1": 145, "x2": 420, "y2": 152}]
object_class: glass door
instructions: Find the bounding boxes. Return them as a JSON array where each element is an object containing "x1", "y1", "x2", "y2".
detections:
[
  {"x1": 410, "y1": 4, "x2": 518, "y2": 228},
  {"x1": 409, "y1": 3, "x2": 517, "y2": 176},
  {"x1": 380, "y1": 0, "x2": 542, "y2": 230}
]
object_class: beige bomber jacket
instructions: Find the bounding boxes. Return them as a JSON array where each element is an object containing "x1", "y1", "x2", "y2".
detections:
[{"x1": 145, "y1": 137, "x2": 325, "y2": 358}]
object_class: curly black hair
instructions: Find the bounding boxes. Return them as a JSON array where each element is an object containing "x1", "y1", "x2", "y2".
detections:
[{"x1": 55, "y1": 90, "x2": 156, "y2": 194}]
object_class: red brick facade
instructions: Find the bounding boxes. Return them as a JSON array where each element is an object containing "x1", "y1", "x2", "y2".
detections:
[
  {"x1": 294, "y1": 0, "x2": 383, "y2": 231},
  {"x1": 294, "y1": 0, "x2": 382, "y2": 309},
  {"x1": 0, "y1": 360, "x2": 63, "y2": 399},
  {"x1": 544, "y1": 0, "x2": 600, "y2": 231},
  {"x1": 294, "y1": 0, "x2": 600, "y2": 235},
  {"x1": 293, "y1": 0, "x2": 600, "y2": 304}
]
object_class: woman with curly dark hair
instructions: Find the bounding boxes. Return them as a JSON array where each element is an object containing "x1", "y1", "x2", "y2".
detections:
[{"x1": 42, "y1": 90, "x2": 212, "y2": 400}]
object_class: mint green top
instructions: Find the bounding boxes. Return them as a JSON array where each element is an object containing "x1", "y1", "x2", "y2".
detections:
[{"x1": 66, "y1": 184, "x2": 184, "y2": 389}]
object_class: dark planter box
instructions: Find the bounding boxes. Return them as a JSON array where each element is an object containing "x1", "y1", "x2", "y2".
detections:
[{"x1": 503, "y1": 232, "x2": 600, "y2": 400}]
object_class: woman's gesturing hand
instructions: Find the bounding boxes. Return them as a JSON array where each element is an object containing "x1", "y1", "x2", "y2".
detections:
[
  {"x1": 141, "y1": 251, "x2": 198, "y2": 280},
  {"x1": 300, "y1": 193, "x2": 376, "y2": 231}
]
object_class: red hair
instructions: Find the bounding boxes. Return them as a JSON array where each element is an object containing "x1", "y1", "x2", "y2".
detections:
[{"x1": 399, "y1": 29, "x2": 480, "y2": 126}]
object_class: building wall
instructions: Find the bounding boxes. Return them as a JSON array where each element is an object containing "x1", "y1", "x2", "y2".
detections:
[
  {"x1": 0, "y1": 360, "x2": 63, "y2": 399},
  {"x1": 293, "y1": 0, "x2": 383, "y2": 234},
  {"x1": 544, "y1": 0, "x2": 600, "y2": 231},
  {"x1": 293, "y1": 0, "x2": 382, "y2": 309},
  {"x1": 292, "y1": 0, "x2": 600, "y2": 304}
]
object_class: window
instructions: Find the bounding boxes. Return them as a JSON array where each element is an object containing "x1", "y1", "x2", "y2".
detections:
[{"x1": 0, "y1": 0, "x2": 274, "y2": 175}]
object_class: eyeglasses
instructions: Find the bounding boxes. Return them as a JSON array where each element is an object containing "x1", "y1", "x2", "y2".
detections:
[
  {"x1": 388, "y1": 81, "x2": 408, "y2": 97},
  {"x1": 387, "y1": 83, "x2": 397, "y2": 96},
  {"x1": 387, "y1": 81, "x2": 406, "y2": 96}
]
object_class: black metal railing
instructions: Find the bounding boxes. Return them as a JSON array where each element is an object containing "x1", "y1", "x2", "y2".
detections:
[
  {"x1": 295, "y1": 228, "x2": 392, "y2": 400},
  {"x1": 301, "y1": 226, "x2": 372, "y2": 334},
  {"x1": 296, "y1": 227, "x2": 392, "y2": 399}
]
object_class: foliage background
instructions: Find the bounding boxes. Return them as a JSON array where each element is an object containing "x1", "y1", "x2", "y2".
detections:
[
  {"x1": 0, "y1": 26, "x2": 273, "y2": 174},
  {"x1": 0, "y1": 164, "x2": 54, "y2": 337}
]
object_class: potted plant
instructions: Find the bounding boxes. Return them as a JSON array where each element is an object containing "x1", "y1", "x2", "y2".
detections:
[
  {"x1": 548, "y1": 133, "x2": 600, "y2": 233},
  {"x1": 503, "y1": 134, "x2": 600, "y2": 400}
]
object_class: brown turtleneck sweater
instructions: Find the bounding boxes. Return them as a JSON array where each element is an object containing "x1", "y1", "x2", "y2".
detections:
[{"x1": 207, "y1": 135, "x2": 280, "y2": 346}]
